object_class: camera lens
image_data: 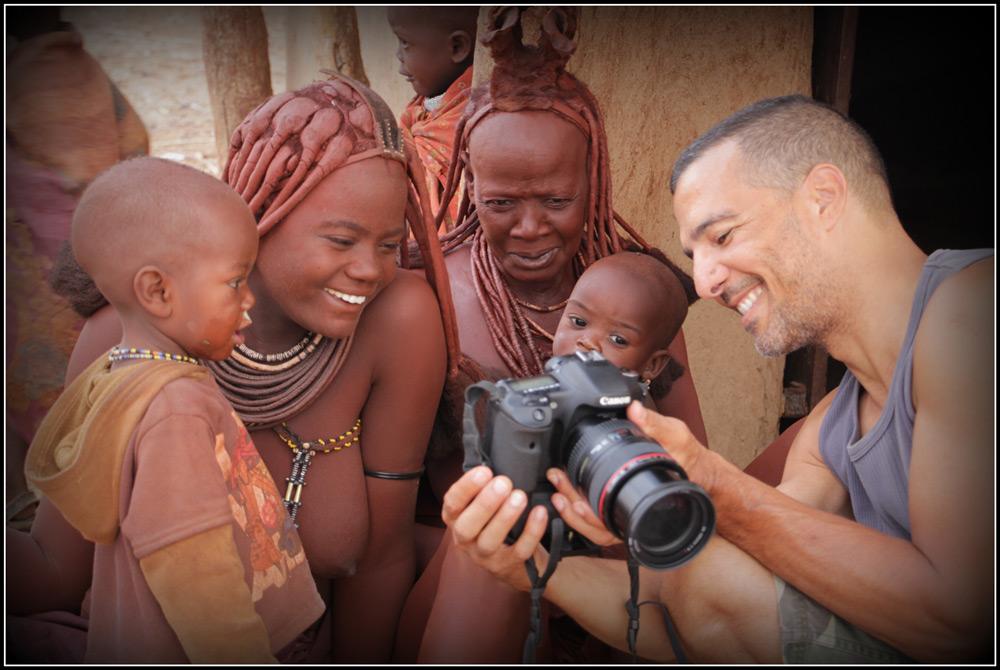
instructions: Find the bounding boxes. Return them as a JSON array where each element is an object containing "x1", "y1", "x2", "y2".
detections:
[{"x1": 566, "y1": 417, "x2": 715, "y2": 570}]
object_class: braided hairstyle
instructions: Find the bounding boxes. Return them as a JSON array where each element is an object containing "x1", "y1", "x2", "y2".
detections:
[{"x1": 417, "y1": 7, "x2": 693, "y2": 379}]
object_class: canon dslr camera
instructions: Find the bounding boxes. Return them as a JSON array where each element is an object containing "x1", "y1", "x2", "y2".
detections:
[{"x1": 463, "y1": 351, "x2": 715, "y2": 570}]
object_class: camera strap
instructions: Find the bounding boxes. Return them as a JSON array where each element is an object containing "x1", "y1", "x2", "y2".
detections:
[
  {"x1": 626, "y1": 556, "x2": 689, "y2": 663},
  {"x1": 462, "y1": 382, "x2": 496, "y2": 471},
  {"x1": 521, "y1": 516, "x2": 566, "y2": 663}
]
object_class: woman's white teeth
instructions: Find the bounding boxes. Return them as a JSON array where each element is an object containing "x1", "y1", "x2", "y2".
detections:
[
  {"x1": 738, "y1": 286, "x2": 764, "y2": 315},
  {"x1": 327, "y1": 289, "x2": 367, "y2": 305}
]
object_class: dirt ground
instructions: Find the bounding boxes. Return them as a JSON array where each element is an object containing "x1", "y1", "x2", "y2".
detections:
[{"x1": 65, "y1": 6, "x2": 290, "y2": 177}]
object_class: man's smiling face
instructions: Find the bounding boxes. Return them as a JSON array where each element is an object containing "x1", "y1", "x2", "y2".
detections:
[{"x1": 673, "y1": 141, "x2": 838, "y2": 356}]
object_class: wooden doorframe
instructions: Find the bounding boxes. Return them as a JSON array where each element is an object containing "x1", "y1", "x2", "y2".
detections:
[{"x1": 781, "y1": 7, "x2": 858, "y2": 423}]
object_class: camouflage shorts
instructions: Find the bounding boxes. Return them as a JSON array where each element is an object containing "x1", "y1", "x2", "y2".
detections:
[{"x1": 776, "y1": 576, "x2": 913, "y2": 664}]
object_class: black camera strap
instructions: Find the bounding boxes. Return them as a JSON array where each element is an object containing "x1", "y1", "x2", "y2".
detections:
[
  {"x1": 521, "y1": 516, "x2": 566, "y2": 663},
  {"x1": 462, "y1": 382, "x2": 496, "y2": 471},
  {"x1": 625, "y1": 556, "x2": 689, "y2": 663}
]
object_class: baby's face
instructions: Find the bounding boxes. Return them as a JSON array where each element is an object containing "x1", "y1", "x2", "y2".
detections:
[{"x1": 552, "y1": 267, "x2": 663, "y2": 376}]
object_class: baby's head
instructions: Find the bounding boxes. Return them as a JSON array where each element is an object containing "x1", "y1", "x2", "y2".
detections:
[
  {"x1": 71, "y1": 157, "x2": 258, "y2": 361},
  {"x1": 553, "y1": 252, "x2": 693, "y2": 394},
  {"x1": 387, "y1": 7, "x2": 478, "y2": 99}
]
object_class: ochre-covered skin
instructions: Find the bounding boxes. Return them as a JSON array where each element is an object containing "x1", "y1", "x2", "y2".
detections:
[{"x1": 10, "y1": 75, "x2": 455, "y2": 663}]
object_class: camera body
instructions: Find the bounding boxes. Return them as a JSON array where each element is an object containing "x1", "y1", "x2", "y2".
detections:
[
  {"x1": 463, "y1": 351, "x2": 715, "y2": 570},
  {"x1": 463, "y1": 350, "x2": 643, "y2": 493}
]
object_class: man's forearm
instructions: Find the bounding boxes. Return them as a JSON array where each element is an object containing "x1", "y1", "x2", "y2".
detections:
[
  {"x1": 712, "y1": 461, "x2": 987, "y2": 661},
  {"x1": 545, "y1": 556, "x2": 674, "y2": 661}
]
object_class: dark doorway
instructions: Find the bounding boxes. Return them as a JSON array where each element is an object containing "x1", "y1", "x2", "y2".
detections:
[{"x1": 781, "y1": 6, "x2": 996, "y2": 431}]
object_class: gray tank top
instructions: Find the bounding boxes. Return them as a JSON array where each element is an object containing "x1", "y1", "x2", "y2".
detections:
[{"x1": 819, "y1": 248, "x2": 993, "y2": 539}]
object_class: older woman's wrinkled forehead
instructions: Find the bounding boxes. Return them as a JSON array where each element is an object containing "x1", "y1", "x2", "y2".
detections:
[{"x1": 466, "y1": 110, "x2": 589, "y2": 178}]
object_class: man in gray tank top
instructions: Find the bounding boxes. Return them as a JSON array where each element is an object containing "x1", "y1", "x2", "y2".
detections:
[{"x1": 439, "y1": 95, "x2": 993, "y2": 662}]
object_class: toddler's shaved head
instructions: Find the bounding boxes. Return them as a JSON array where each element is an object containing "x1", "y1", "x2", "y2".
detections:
[{"x1": 72, "y1": 157, "x2": 253, "y2": 310}]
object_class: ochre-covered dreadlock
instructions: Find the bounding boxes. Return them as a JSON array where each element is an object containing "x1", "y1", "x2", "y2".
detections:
[{"x1": 417, "y1": 7, "x2": 693, "y2": 379}]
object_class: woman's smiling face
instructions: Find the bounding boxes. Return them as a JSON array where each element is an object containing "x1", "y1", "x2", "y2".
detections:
[{"x1": 252, "y1": 157, "x2": 408, "y2": 339}]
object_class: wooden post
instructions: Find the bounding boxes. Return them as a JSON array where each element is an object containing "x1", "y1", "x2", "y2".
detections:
[
  {"x1": 286, "y1": 7, "x2": 369, "y2": 92},
  {"x1": 201, "y1": 7, "x2": 272, "y2": 175},
  {"x1": 799, "y1": 6, "x2": 858, "y2": 409}
]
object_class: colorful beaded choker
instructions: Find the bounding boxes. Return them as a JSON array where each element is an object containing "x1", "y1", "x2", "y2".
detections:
[
  {"x1": 108, "y1": 346, "x2": 200, "y2": 366},
  {"x1": 207, "y1": 334, "x2": 353, "y2": 429},
  {"x1": 231, "y1": 332, "x2": 323, "y2": 372}
]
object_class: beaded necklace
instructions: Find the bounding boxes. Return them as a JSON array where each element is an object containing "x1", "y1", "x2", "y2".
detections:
[
  {"x1": 208, "y1": 332, "x2": 357, "y2": 527},
  {"x1": 234, "y1": 331, "x2": 320, "y2": 366},
  {"x1": 513, "y1": 297, "x2": 567, "y2": 344},
  {"x1": 108, "y1": 346, "x2": 200, "y2": 366},
  {"x1": 513, "y1": 296, "x2": 568, "y2": 313},
  {"x1": 208, "y1": 334, "x2": 353, "y2": 429},
  {"x1": 272, "y1": 419, "x2": 362, "y2": 524}
]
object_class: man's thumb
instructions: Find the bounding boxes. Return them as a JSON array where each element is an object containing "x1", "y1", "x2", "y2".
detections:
[{"x1": 627, "y1": 401, "x2": 690, "y2": 446}]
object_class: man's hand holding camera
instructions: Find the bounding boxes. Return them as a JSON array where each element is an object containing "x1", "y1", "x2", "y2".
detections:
[{"x1": 442, "y1": 402, "x2": 724, "y2": 586}]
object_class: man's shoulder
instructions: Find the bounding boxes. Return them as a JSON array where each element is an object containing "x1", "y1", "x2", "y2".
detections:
[
  {"x1": 927, "y1": 253, "x2": 992, "y2": 304},
  {"x1": 917, "y1": 253, "x2": 992, "y2": 344},
  {"x1": 911, "y1": 253, "x2": 993, "y2": 409}
]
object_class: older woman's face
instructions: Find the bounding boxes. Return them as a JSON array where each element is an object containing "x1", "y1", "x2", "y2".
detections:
[
  {"x1": 253, "y1": 157, "x2": 408, "y2": 339},
  {"x1": 468, "y1": 111, "x2": 589, "y2": 290}
]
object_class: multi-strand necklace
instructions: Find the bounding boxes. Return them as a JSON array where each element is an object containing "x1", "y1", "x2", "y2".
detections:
[
  {"x1": 513, "y1": 296, "x2": 568, "y2": 344},
  {"x1": 208, "y1": 333, "x2": 351, "y2": 429},
  {"x1": 471, "y1": 230, "x2": 582, "y2": 377},
  {"x1": 207, "y1": 331, "x2": 356, "y2": 526}
]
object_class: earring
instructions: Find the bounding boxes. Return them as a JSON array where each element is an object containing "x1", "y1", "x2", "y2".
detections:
[{"x1": 640, "y1": 377, "x2": 651, "y2": 395}]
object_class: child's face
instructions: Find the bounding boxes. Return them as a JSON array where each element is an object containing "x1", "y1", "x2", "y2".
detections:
[
  {"x1": 552, "y1": 266, "x2": 666, "y2": 378},
  {"x1": 168, "y1": 199, "x2": 257, "y2": 361},
  {"x1": 388, "y1": 11, "x2": 465, "y2": 98}
]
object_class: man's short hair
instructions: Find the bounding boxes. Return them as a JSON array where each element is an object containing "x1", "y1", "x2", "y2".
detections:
[{"x1": 670, "y1": 95, "x2": 892, "y2": 211}]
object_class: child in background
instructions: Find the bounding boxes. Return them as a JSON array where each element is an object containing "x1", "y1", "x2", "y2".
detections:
[
  {"x1": 389, "y1": 7, "x2": 478, "y2": 231},
  {"x1": 23, "y1": 157, "x2": 324, "y2": 663}
]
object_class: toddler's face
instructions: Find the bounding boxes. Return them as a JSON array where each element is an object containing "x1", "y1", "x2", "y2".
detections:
[
  {"x1": 168, "y1": 199, "x2": 257, "y2": 361},
  {"x1": 552, "y1": 267, "x2": 664, "y2": 377},
  {"x1": 388, "y1": 12, "x2": 464, "y2": 98}
]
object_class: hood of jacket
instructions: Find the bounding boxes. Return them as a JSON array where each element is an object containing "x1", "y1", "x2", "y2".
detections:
[{"x1": 25, "y1": 352, "x2": 208, "y2": 543}]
